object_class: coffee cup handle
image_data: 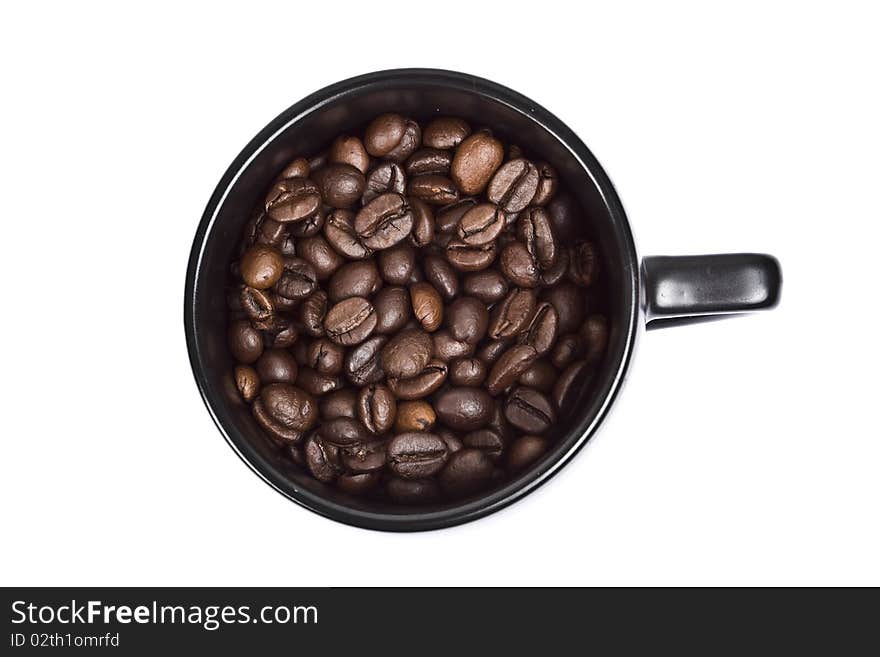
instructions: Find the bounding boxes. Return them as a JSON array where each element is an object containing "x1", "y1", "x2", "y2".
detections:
[{"x1": 642, "y1": 253, "x2": 782, "y2": 329}]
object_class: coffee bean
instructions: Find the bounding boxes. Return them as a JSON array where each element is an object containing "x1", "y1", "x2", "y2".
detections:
[
  {"x1": 550, "y1": 333, "x2": 583, "y2": 369},
  {"x1": 239, "y1": 285, "x2": 275, "y2": 326},
  {"x1": 240, "y1": 244, "x2": 284, "y2": 289},
  {"x1": 439, "y1": 429, "x2": 464, "y2": 454},
  {"x1": 323, "y1": 209, "x2": 371, "y2": 260},
  {"x1": 228, "y1": 320, "x2": 264, "y2": 364},
  {"x1": 409, "y1": 197, "x2": 435, "y2": 247},
  {"x1": 386, "y1": 477, "x2": 439, "y2": 503},
  {"x1": 323, "y1": 297, "x2": 377, "y2": 346},
  {"x1": 308, "y1": 151, "x2": 328, "y2": 173},
  {"x1": 275, "y1": 256, "x2": 318, "y2": 300},
  {"x1": 580, "y1": 314, "x2": 609, "y2": 365},
  {"x1": 265, "y1": 177, "x2": 322, "y2": 224},
  {"x1": 518, "y1": 359, "x2": 557, "y2": 392},
  {"x1": 439, "y1": 448, "x2": 493, "y2": 497},
  {"x1": 488, "y1": 288, "x2": 537, "y2": 339},
  {"x1": 462, "y1": 429, "x2": 505, "y2": 461},
  {"x1": 451, "y1": 130, "x2": 504, "y2": 195},
  {"x1": 462, "y1": 269, "x2": 509, "y2": 304},
  {"x1": 423, "y1": 117, "x2": 471, "y2": 149},
  {"x1": 372, "y1": 286, "x2": 411, "y2": 334},
  {"x1": 446, "y1": 296, "x2": 489, "y2": 344},
  {"x1": 445, "y1": 239, "x2": 497, "y2": 271},
  {"x1": 434, "y1": 387, "x2": 494, "y2": 431},
  {"x1": 306, "y1": 337, "x2": 345, "y2": 376},
  {"x1": 423, "y1": 254, "x2": 459, "y2": 301},
  {"x1": 328, "y1": 260, "x2": 381, "y2": 301},
  {"x1": 410, "y1": 281, "x2": 443, "y2": 332},
  {"x1": 320, "y1": 388, "x2": 359, "y2": 420},
  {"x1": 531, "y1": 161, "x2": 558, "y2": 206},
  {"x1": 260, "y1": 383, "x2": 318, "y2": 432},
  {"x1": 379, "y1": 244, "x2": 417, "y2": 285},
  {"x1": 341, "y1": 439, "x2": 387, "y2": 473},
  {"x1": 363, "y1": 162, "x2": 406, "y2": 205},
  {"x1": 387, "y1": 359, "x2": 448, "y2": 400},
  {"x1": 431, "y1": 330, "x2": 475, "y2": 362},
  {"x1": 344, "y1": 335, "x2": 388, "y2": 386},
  {"x1": 357, "y1": 384, "x2": 397, "y2": 434},
  {"x1": 255, "y1": 348, "x2": 299, "y2": 385},
  {"x1": 380, "y1": 328, "x2": 433, "y2": 379},
  {"x1": 262, "y1": 317, "x2": 298, "y2": 349},
  {"x1": 405, "y1": 148, "x2": 452, "y2": 177},
  {"x1": 476, "y1": 338, "x2": 510, "y2": 366},
  {"x1": 329, "y1": 136, "x2": 370, "y2": 174},
  {"x1": 388, "y1": 432, "x2": 448, "y2": 479},
  {"x1": 313, "y1": 163, "x2": 366, "y2": 209},
  {"x1": 277, "y1": 157, "x2": 310, "y2": 180},
  {"x1": 487, "y1": 159, "x2": 539, "y2": 212},
  {"x1": 300, "y1": 290, "x2": 328, "y2": 337},
  {"x1": 517, "y1": 207, "x2": 558, "y2": 272},
  {"x1": 296, "y1": 235, "x2": 344, "y2": 280},
  {"x1": 436, "y1": 197, "x2": 478, "y2": 233},
  {"x1": 568, "y1": 240, "x2": 599, "y2": 286},
  {"x1": 253, "y1": 399, "x2": 303, "y2": 446},
  {"x1": 547, "y1": 194, "x2": 581, "y2": 243},
  {"x1": 304, "y1": 434, "x2": 340, "y2": 483},
  {"x1": 543, "y1": 282, "x2": 586, "y2": 334},
  {"x1": 553, "y1": 359, "x2": 596, "y2": 411},
  {"x1": 234, "y1": 365, "x2": 260, "y2": 402},
  {"x1": 244, "y1": 212, "x2": 286, "y2": 247},
  {"x1": 457, "y1": 203, "x2": 505, "y2": 245},
  {"x1": 519, "y1": 302, "x2": 559, "y2": 355},
  {"x1": 408, "y1": 174, "x2": 459, "y2": 205},
  {"x1": 500, "y1": 240, "x2": 540, "y2": 288},
  {"x1": 507, "y1": 435, "x2": 548, "y2": 472},
  {"x1": 504, "y1": 386, "x2": 556, "y2": 434},
  {"x1": 318, "y1": 417, "x2": 370, "y2": 447},
  {"x1": 355, "y1": 193, "x2": 414, "y2": 250},
  {"x1": 394, "y1": 400, "x2": 436, "y2": 433},
  {"x1": 449, "y1": 357, "x2": 487, "y2": 387},
  {"x1": 364, "y1": 113, "x2": 420, "y2": 162},
  {"x1": 486, "y1": 344, "x2": 538, "y2": 396},
  {"x1": 296, "y1": 368, "x2": 343, "y2": 396}
]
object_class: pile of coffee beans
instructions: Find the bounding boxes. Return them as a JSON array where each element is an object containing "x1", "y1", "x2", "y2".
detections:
[{"x1": 226, "y1": 113, "x2": 608, "y2": 503}]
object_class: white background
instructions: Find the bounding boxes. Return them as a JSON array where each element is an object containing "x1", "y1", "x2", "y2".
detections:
[{"x1": 2, "y1": 1, "x2": 878, "y2": 586}]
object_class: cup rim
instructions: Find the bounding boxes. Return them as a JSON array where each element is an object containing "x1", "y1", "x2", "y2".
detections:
[{"x1": 184, "y1": 68, "x2": 640, "y2": 531}]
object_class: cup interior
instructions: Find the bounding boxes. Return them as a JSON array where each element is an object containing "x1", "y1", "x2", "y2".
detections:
[{"x1": 186, "y1": 70, "x2": 639, "y2": 530}]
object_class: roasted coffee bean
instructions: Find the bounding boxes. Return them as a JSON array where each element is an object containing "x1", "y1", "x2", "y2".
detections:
[
  {"x1": 410, "y1": 282, "x2": 443, "y2": 332},
  {"x1": 519, "y1": 302, "x2": 559, "y2": 355},
  {"x1": 319, "y1": 417, "x2": 370, "y2": 447},
  {"x1": 406, "y1": 148, "x2": 452, "y2": 177},
  {"x1": 269, "y1": 291, "x2": 297, "y2": 315},
  {"x1": 253, "y1": 399, "x2": 303, "y2": 446},
  {"x1": 445, "y1": 296, "x2": 489, "y2": 345},
  {"x1": 328, "y1": 260, "x2": 381, "y2": 302},
  {"x1": 304, "y1": 433, "x2": 340, "y2": 482},
  {"x1": 341, "y1": 439, "x2": 387, "y2": 473},
  {"x1": 357, "y1": 383, "x2": 397, "y2": 434},
  {"x1": 337, "y1": 472, "x2": 380, "y2": 495},
  {"x1": 486, "y1": 344, "x2": 539, "y2": 396},
  {"x1": 372, "y1": 286, "x2": 411, "y2": 334},
  {"x1": 279, "y1": 233, "x2": 297, "y2": 257},
  {"x1": 518, "y1": 359, "x2": 557, "y2": 392},
  {"x1": 344, "y1": 335, "x2": 387, "y2": 386},
  {"x1": 288, "y1": 207, "x2": 325, "y2": 237},
  {"x1": 386, "y1": 477, "x2": 439, "y2": 503},
  {"x1": 507, "y1": 436, "x2": 548, "y2": 472},
  {"x1": 550, "y1": 333, "x2": 583, "y2": 369},
  {"x1": 265, "y1": 177, "x2": 322, "y2": 223},
  {"x1": 445, "y1": 239, "x2": 497, "y2": 272},
  {"x1": 296, "y1": 235, "x2": 344, "y2": 280},
  {"x1": 449, "y1": 357, "x2": 487, "y2": 387},
  {"x1": 244, "y1": 212, "x2": 286, "y2": 247},
  {"x1": 364, "y1": 113, "x2": 420, "y2": 162},
  {"x1": 408, "y1": 175, "x2": 459, "y2": 205},
  {"x1": 451, "y1": 130, "x2": 504, "y2": 195},
  {"x1": 580, "y1": 314, "x2": 609, "y2": 365},
  {"x1": 260, "y1": 383, "x2": 318, "y2": 432},
  {"x1": 457, "y1": 203, "x2": 505, "y2": 245},
  {"x1": 423, "y1": 254, "x2": 459, "y2": 301},
  {"x1": 517, "y1": 207, "x2": 558, "y2": 272},
  {"x1": 300, "y1": 290, "x2": 328, "y2": 337},
  {"x1": 434, "y1": 387, "x2": 494, "y2": 431},
  {"x1": 308, "y1": 151, "x2": 328, "y2": 172},
  {"x1": 313, "y1": 163, "x2": 365, "y2": 209},
  {"x1": 553, "y1": 360, "x2": 596, "y2": 411},
  {"x1": 296, "y1": 368, "x2": 343, "y2": 396},
  {"x1": 436, "y1": 197, "x2": 478, "y2": 234},
  {"x1": 423, "y1": 117, "x2": 471, "y2": 149},
  {"x1": 275, "y1": 256, "x2": 318, "y2": 300},
  {"x1": 388, "y1": 432, "x2": 448, "y2": 479},
  {"x1": 394, "y1": 400, "x2": 436, "y2": 433},
  {"x1": 323, "y1": 297, "x2": 377, "y2": 346},
  {"x1": 531, "y1": 161, "x2": 558, "y2": 206},
  {"x1": 462, "y1": 269, "x2": 509, "y2": 304},
  {"x1": 240, "y1": 286, "x2": 275, "y2": 326},
  {"x1": 409, "y1": 197, "x2": 435, "y2": 247},
  {"x1": 432, "y1": 330, "x2": 475, "y2": 362},
  {"x1": 380, "y1": 328, "x2": 433, "y2": 379},
  {"x1": 363, "y1": 162, "x2": 406, "y2": 205},
  {"x1": 568, "y1": 240, "x2": 599, "y2": 286},
  {"x1": 323, "y1": 209, "x2": 371, "y2": 260},
  {"x1": 234, "y1": 365, "x2": 260, "y2": 402},
  {"x1": 539, "y1": 247, "x2": 568, "y2": 286},
  {"x1": 462, "y1": 429, "x2": 505, "y2": 461},
  {"x1": 543, "y1": 282, "x2": 586, "y2": 335},
  {"x1": 306, "y1": 337, "x2": 345, "y2": 375},
  {"x1": 355, "y1": 193, "x2": 414, "y2": 250},
  {"x1": 387, "y1": 359, "x2": 448, "y2": 400},
  {"x1": 228, "y1": 320, "x2": 264, "y2": 364},
  {"x1": 255, "y1": 348, "x2": 299, "y2": 385},
  {"x1": 277, "y1": 157, "x2": 310, "y2": 180},
  {"x1": 240, "y1": 244, "x2": 284, "y2": 289},
  {"x1": 262, "y1": 317, "x2": 298, "y2": 349},
  {"x1": 487, "y1": 159, "x2": 539, "y2": 212},
  {"x1": 476, "y1": 339, "x2": 510, "y2": 366},
  {"x1": 439, "y1": 448, "x2": 493, "y2": 497},
  {"x1": 500, "y1": 240, "x2": 540, "y2": 288},
  {"x1": 504, "y1": 386, "x2": 556, "y2": 434},
  {"x1": 329, "y1": 135, "x2": 370, "y2": 174},
  {"x1": 320, "y1": 388, "x2": 359, "y2": 420},
  {"x1": 439, "y1": 429, "x2": 464, "y2": 454},
  {"x1": 547, "y1": 194, "x2": 581, "y2": 243},
  {"x1": 379, "y1": 244, "x2": 417, "y2": 285},
  {"x1": 488, "y1": 288, "x2": 537, "y2": 339}
]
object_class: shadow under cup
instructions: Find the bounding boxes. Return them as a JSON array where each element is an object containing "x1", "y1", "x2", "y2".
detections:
[{"x1": 186, "y1": 70, "x2": 639, "y2": 531}]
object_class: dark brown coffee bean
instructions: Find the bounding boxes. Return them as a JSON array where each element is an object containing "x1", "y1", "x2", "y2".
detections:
[
  {"x1": 306, "y1": 337, "x2": 345, "y2": 375},
  {"x1": 329, "y1": 136, "x2": 370, "y2": 174},
  {"x1": 296, "y1": 368, "x2": 342, "y2": 396},
  {"x1": 228, "y1": 319, "x2": 264, "y2": 364},
  {"x1": 373, "y1": 286, "x2": 411, "y2": 334},
  {"x1": 553, "y1": 359, "x2": 596, "y2": 411},
  {"x1": 323, "y1": 297, "x2": 377, "y2": 346},
  {"x1": 385, "y1": 119, "x2": 420, "y2": 162},
  {"x1": 434, "y1": 387, "x2": 494, "y2": 431},
  {"x1": 290, "y1": 207, "x2": 326, "y2": 238},
  {"x1": 313, "y1": 163, "x2": 365, "y2": 209},
  {"x1": 463, "y1": 429, "x2": 505, "y2": 461},
  {"x1": 277, "y1": 157, "x2": 310, "y2": 180},
  {"x1": 518, "y1": 359, "x2": 557, "y2": 392},
  {"x1": 274, "y1": 256, "x2": 318, "y2": 300},
  {"x1": 320, "y1": 388, "x2": 358, "y2": 420},
  {"x1": 328, "y1": 260, "x2": 381, "y2": 302},
  {"x1": 449, "y1": 357, "x2": 487, "y2": 387},
  {"x1": 357, "y1": 384, "x2": 396, "y2": 434},
  {"x1": 568, "y1": 240, "x2": 599, "y2": 286},
  {"x1": 531, "y1": 161, "x2": 558, "y2": 206},
  {"x1": 451, "y1": 130, "x2": 504, "y2": 195},
  {"x1": 240, "y1": 244, "x2": 284, "y2": 289},
  {"x1": 539, "y1": 247, "x2": 568, "y2": 286},
  {"x1": 488, "y1": 288, "x2": 537, "y2": 339},
  {"x1": 457, "y1": 203, "x2": 505, "y2": 245},
  {"x1": 423, "y1": 254, "x2": 459, "y2": 301},
  {"x1": 386, "y1": 477, "x2": 439, "y2": 503},
  {"x1": 507, "y1": 435, "x2": 548, "y2": 472},
  {"x1": 462, "y1": 269, "x2": 509, "y2": 304},
  {"x1": 517, "y1": 207, "x2": 558, "y2": 272},
  {"x1": 379, "y1": 244, "x2": 417, "y2": 285},
  {"x1": 543, "y1": 282, "x2": 586, "y2": 335},
  {"x1": 504, "y1": 386, "x2": 556, "y2": 434},
  {"x1": 394, "y1": 400, "x2": 436, "y2": 433},
  {"x1": 580, "y1": 314, "x2": 609, "y2": 365},
  {"x1": 405, "y1": 148, "x2": 452, "y2": 177},
  {"x1": 364, "y1": 113, "x2": 407, "y2": 157},
  {"x1": 355, "y1": 193, "x2": 414, "y2": 250},
  {"x1": 239, "y1": 286, "x2": 275, "y2": 326},
  {"x1": 410, "y1": 281, "x2": 443, "y2": 332},
  {"x1": 262, "y1": 317, "x2": 299, "y2": 349},
  {"x1": 260, "y1": 383, "x2": 318, "y2": 432},
  {"x1": 265, "y1": 177, "x2": 322, "y2": 224},
  {"x1": 550, "y1": 333, "x2": 583, "y2": 369},
  {"x1": 380, "y1": 328, "x2": 433, "y2": 379},
  {"x1": 255, "y1": 348, "x2": 299, "y2": 385},
  {"x1": 446, "y1": 296, "x2": 489, "y2": 344},
  {"x1": 431, "y1": 330, "x2": 475, "y2": 362},
  {"x1": 445, "y1": 239, "x2": 497, "y2": 271},
  {"x1": 439, "y1": 448, "x2": 494, "y2": 497},
  {"x1": 341, "y1": 439, "x2": 387, "y2": 473},
  {"x1": 486, "y1": 344, "x2": 539, "y2": 396},
  {"x1": 300, "y1": 290, "x2": 328, "y2": 337},
  {"x1": 308, "y1": 151, "x2": 328, "y2": 172},
  {"x1": 319, "y1": 417, "x2": 370, "y2": 447},
  {"x1": 423, "y1": 117, "x2": 471, "y2": 150},
  {"x1": 519, "y1": 302, "x2": 559, "y2": 355},
  {"x1": 296, "y1": 235, "x2": 344, "y2": 280},
  {"x1": 476, "y1": 339, "x2": 510, "y2": 366},
  {"x1": 409, "y1": 197, "x2": 435, "y2": 247},
  {"x1": 487, "y1": 159, "x2": 539, "y2": 212},
  {"x1": 500, "y1": 240, "x2": 540, "y2": 288},
  {"x1": 362, "y1": 162, "x2": 406, "y2": 205},
  {"x1": 436, "y1": 197, "x2": 478, "y2": 233},
  {"x1": 234, "y1": 364, "x2": 260, "y2": 402},
  {"x1": 407, "y1": 174, "x2": 459, "y2": 205},
  {"x1": 547, "y1": 194, "x2": 581, "y2": 243},
  {"x1": 244, "y1": 212, "x2": 286, "y2": 247},
  {"x1": 387, "y1": 359, "x2": 448, "y2": 400},
  {"x1": 252, "y1": 399, "x2": 303, "y2": 446},
  {"x1": 388, "y1": 432, "x2": 448, "y2": 479},
  {"x1": 439, "y1": 429, "x2": 463, "y2": 454},
  {"x1": 337, "y1": 472, "x2": 380, "y2": 495},
  {"x1": 304, "y1": 434, "x2": 339, "y2": 483},
  {"x1": 344, "y1": 335, "x2": 387, "y2": 386},
  {"x1": 323, "y1": 209, "x2": 371, "y2": 259}
]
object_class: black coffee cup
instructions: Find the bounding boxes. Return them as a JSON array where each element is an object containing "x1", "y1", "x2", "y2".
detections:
[{"x1": 184, "y1": 69, "x2": 781, "y2": 531}]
